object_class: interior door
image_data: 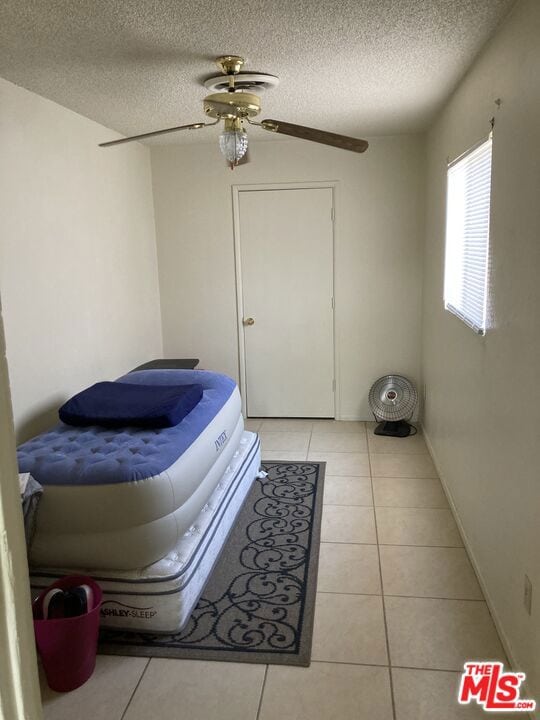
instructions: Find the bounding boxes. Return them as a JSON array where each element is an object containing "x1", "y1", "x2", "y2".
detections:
[{"x1": 238, "y1": 187, "x2": 335, "y2": 417}]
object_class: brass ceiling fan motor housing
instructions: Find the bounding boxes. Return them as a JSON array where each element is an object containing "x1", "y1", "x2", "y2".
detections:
[{"x1": 203, "y1": 92, "x2": 262, "y2": 120}]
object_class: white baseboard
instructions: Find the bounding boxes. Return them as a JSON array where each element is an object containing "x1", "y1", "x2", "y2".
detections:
[{"x1": 422, "y1": 426, "x2": 537, "y2": 719}]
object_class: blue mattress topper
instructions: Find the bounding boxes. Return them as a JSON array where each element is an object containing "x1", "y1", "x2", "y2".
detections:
[{"x1": 17, "y1": 370, "x2": 236, "y2": 486}]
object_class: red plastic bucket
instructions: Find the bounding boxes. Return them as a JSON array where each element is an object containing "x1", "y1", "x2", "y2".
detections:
[{"x1": 33, "y1": 575, "x2": 102, "y2": 692}]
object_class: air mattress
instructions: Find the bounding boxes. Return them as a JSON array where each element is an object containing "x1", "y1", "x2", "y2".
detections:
[
  {"x1": 31, "y1": 431, "x2": 261, "y2": 633},
  {"x1": 19, "y1": 370, "x2": 245, "y2": 570}
]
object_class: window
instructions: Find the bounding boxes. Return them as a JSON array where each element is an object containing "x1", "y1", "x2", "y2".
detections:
[{"x1": 444, "y1": 136, "x2": 493, "y2": 334}]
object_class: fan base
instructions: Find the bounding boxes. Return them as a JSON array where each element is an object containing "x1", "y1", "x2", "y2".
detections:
[{"x1": 374, "y1": 420, "x2": 412, "y2": 438}]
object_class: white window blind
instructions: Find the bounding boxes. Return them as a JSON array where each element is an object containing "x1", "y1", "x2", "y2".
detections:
[{"x1": 444, "y1": 136, "x2": 492, "y2": 335}]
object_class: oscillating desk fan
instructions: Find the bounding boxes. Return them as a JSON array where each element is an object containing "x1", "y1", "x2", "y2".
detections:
[{"x1": 368, "y1": 375, "x2": 418, "y2": 437}]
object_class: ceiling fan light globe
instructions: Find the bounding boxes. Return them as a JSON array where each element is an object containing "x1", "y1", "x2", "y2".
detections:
[{"x1": 219, "y1": 129, "x2": 248, "y2": 165}]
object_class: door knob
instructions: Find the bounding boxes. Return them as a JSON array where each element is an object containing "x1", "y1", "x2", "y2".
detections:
[{"x1": 243, "y1": 317, "x2": 255, "y2": 326}]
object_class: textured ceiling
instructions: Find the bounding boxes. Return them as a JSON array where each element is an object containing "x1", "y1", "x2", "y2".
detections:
[{"x1": 0, "y1": 0, "x2": 516, "y2": 144}]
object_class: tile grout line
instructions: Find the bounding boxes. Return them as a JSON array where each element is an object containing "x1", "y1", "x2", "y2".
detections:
[
  {"x1": 120, "y1": 657, "x2": 151, "y2": 720},
  {"x1": 255, "y1": 664, "x2": 269, "y2": 720},
  {"x1": 318, "y1": 540, "x2": 464, "y2": 548},
  {"x1": 309, "y1": 659, "x2": 470, "y2": 674},
  {"x1": 367, "y1": 433, "x2": 398, "y2": 720},
  {"x1": 306, "y1": 425, "x2": 314, "y2": 459},
  {"x1": 323, "y1": 502, "x2": 450, "y2": 509},
  {"x1": 323, "y1": 472, "x2": 440, "y2": 480},
  {"x1": 316, "y1": 590, "x2": 485, "y2": 602}
]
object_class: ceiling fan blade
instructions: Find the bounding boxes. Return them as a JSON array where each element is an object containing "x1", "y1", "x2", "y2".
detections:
[
  {"x1": 260, "y1": 119, "x2": 368, "y2": 153},
  {"x1": 99, "y1": 122, "x2": 209, "y2": 147}
]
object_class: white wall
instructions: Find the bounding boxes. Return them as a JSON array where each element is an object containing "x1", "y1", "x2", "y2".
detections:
[
  {"x1": 0, "y1": 79, "x2": 163, "y2": 442},
  {"x1": 151, "y1": 136, "x2": 424, "y2": 419},
  {"x1": 421, "y1": 0, "x2": 540, "y2": 699}
]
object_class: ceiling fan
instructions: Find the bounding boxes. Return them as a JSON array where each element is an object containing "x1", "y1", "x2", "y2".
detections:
[{"x1": 99, "y1": 55, "x2": 369, "y2": 168}]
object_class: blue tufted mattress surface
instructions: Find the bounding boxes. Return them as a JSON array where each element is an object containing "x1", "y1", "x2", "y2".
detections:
[{"x1": 17, "y1": 370, "x2": 236, "y2": 486}]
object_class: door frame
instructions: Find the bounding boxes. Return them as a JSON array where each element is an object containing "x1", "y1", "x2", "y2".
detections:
[
  {"x1": 0, "y1": 301, "x2": 43, "y2": 720},
  {"x1": 232, "y1": 181, "x2": 340, "y2": 419}
]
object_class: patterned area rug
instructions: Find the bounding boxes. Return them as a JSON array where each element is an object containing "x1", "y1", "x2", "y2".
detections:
[{"x1": 99, "y1": 461, "x2": 325, "y2": 666}]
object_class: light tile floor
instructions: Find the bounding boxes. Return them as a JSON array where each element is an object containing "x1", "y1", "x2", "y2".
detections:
[{"x1": 40, "y1": 419, "x2": 512, "y2": 720}]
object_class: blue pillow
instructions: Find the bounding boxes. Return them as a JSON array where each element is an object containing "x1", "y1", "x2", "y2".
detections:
[{"x1": 59, "y1": 381, "x2": 203, "y2": 428}]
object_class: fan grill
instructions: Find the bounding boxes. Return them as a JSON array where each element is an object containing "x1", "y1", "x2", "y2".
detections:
[{"x1": 368, "y1": 375, "x2": 417, "y2": 422}]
